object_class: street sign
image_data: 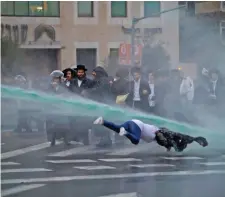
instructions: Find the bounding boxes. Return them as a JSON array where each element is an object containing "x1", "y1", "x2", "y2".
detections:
[{"x1": 118, "y1": 43, "x2": 142, "y2": 65}]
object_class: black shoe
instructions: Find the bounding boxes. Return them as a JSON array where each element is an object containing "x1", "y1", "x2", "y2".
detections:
[{"x1": 195, "y1": 137, "x2": 208, "y2": 147}]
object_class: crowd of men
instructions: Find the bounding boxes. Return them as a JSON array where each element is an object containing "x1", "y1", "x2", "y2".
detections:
[{"x1": 2, "y1": 64, "x2": 224, "y2": 147}]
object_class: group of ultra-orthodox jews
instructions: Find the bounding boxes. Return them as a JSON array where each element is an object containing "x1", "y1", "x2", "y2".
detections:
[{"x1": 8, "y1": 63, "x2": 225, "y2": 152}]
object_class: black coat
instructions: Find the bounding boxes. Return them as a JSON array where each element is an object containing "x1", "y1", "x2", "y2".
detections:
[
  {"x1": 154, "y1": 81, "x2": 170, "y2": 116},
  {"x1": 127, "y1": 79, "x2": 151, "y2": 107},
  {"x1": 62, "y1": 79, "x2": 74, "y2": 92},
  {"x1": 85, "y1": 67, "x2": 111, "y2": 103},
  {"x1": 87, "y1": 77, "x2": 112, "y2": 103},
  {"x1": 47, "y1": 84, "x2": 67, "y2": 95},
  {"x1": 71, "y1": 77, "x2": 93, "y2": 95},
  {"x1": 111, "y1": 78, "x2": 130, "y2": 97}
]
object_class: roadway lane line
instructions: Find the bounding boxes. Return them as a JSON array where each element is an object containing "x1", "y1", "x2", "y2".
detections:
[
  {"x1": 161, "y1": 156, "x2": 204, "y2": 160},
  {"x1": 2, "y1": 170, "x2": 225, "y2": 184},
  {"x1": 1, "y1": 142, "x2": 62, "y2": 160},
  {"x1": 45, "y1": 159, "x2": 97, "y2": 164},
  {"x1": 48, "y1": 146, "x2": 111, "y2": 157},
  {"x1": 99, "y1": 158, "x2": 142, "y2": 162},
  {"x1": 198, "y1": 162, "x2": 225, "y2": 166},
  {"x1": 129, "y1": 164, "x2": 175, "y2": 168},
  {"x1": 48, "y1": 146, "x2": 94, "y2": 157},
  {"x1": 1, "y1": 168, "x2": 52, "y2": 173},
  {"x1": 2, "y1": 184, "x2": 46, "y2": 196},
  {"x1": 107, "y1": 144, "x2": 150, "y2": 156},
  {"x1": 74, "y1": 166, "x2": 116, "y2": 170},
  {"x1": 99, "y1": 192, "x2": 138, "y2": 197},
  {"x1": 1, "y1": 162, "x2": 21, "y2": 166}
]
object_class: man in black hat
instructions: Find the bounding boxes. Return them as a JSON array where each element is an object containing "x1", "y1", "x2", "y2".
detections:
[{"x1": 72, "y1": 65, "x2": 93, "y2": 95}]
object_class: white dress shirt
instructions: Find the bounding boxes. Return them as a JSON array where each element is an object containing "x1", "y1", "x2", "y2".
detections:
[
  {"x1": 78, "y1": 79, "x2": 82, "y2": 87},
  {"x1": 133, "y1": 79, "x2": 141, "y2": 101}
]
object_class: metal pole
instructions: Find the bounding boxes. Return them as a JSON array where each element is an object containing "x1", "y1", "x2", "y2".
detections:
[
  {"x1": 131, "y1": 18, "x2": 136, "y2": 68},
  {"x1": 128, "y1": 18, "x2": 136, "y2": 91},
  {"x1": 128, "y1": 5, "x2": 186, "y2": 90}
]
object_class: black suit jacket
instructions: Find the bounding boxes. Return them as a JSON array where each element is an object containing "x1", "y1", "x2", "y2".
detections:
[
  {"x1": 127, "y1": 79, "x2": 151, "y2": 106},
  {"x1": 71, "y1": 77, "x2": 93, "y2": 94}
]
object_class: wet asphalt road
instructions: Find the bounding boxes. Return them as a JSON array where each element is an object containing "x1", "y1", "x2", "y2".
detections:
[{"x1": 1, "y1": 132, "x2": 225, "y2": 197}]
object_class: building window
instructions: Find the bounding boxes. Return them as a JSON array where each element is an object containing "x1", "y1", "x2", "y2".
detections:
[
  {"x1": 76, "y1": 48, "x2": 96, "y2": 71},
  {"x1": 44, "y1": 1, "x2": 59, "y2": 16},
  {"x1": 144, "y1": 1, "x2": 161, "y2": 17},
  {"x1": 1, "y1": 1, "x2": 60, "y2": 17},
  {"x1": 15, "y1": 2, "x2": 29, "y2": 16},
  {"x1": 186, "y1": 2, "x2": 195, "y2": 16},
  {"x1": 1, "y1": 1, "x2": 14, "y2": 16},
  {"x1": 29, "y1": 1, "x2": 43, "y2": 16},
  {"x1": 109, "y1": 48, "x2": 119, "y2": 64},
  {"x1": 77, "y1": 1, "x2": 93, "y2": 17},
  {"x1": 111, "y1": 1, "x2": 127, "y2": 17},
  {"x1": 110, "y1": 48, "x2": 119, "y2": 56},
  {"x1": 221, "y1": 1, "x2": 225, "y2": 11}
]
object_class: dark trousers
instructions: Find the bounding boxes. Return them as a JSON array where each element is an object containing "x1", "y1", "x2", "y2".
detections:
[
  {"x1": 103, "y1": 120, "x2": 141, "y2": 145},
  {"x1": 48, "y1": 128, "x2": 70, "y2": 146},
  {"x1": 155, "y1": 128, "x2": 195, "y2": 151},
  {"x1": 132, "y1": 100, "x2": 145, "y2": 111}
]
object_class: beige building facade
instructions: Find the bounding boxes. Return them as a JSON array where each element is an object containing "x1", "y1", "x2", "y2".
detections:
[{"x1": 2, "y1": 1, "x2": 180, "y2": 76}]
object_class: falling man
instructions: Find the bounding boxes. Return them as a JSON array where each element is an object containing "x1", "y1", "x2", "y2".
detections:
[{"x1": 93, "y1": 117, "x2": 208, "y2": 152}]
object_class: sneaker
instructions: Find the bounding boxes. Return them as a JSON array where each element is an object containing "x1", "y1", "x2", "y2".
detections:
[
  {"x1": 119, "y1": 127, "x2": 127, "y2": 136},
  {"x1": 93, "y1": 117, "x2": 104, "y2": 125}
]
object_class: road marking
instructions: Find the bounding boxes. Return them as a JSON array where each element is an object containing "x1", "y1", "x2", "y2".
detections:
[
  {"x1": 99, "y1": 158, "x2": 142, "y2": 162},
  {"x1": 70, "y1": 141, "x2": 84, "y2": 145},
  {"x1": 1, "y1": 162, "x2": 21, "y2": 166},
  {"x1": 100, "y1": 192, "x2": 138, "y2": 197},
  {"x1": 2, "y1": 184, "x2": 46, "y2": 196},
  {"x1": 74, "y1": 166, "x2": 116, "y2": 170},
  {"x1": 107, "y1": 144, "x2": 151, "y2": 156},
  {"x1": 198, "y1": 162, "x2": 225, "y2": 166},
  {"x1": 161, "y1": 156, "x2": 204, "y2": 160},
  {"x1": 1, "y1": 168, "x2": 52, "y2": 173},
  {"x1": 1, "y1": 142, "x2": 62, "y2": 160},
  {"x1": 3, "y1": 170, "x2": 225, "y2": 184},
  {"x1": 1, "y1": 143, "x2": 5, "y2": 145},
  {"x1": 45, "y1": 159, "x2": 97, "y2": 164},
  {"x1": 129, "y1": 164, "x2": 175, "y2": 168},
  {"x1": 107, "y1": 147, "x2": 140, "y2": 156},
  {"x1": 48, "y1": 146, "x2": 94, "y2": 157}
]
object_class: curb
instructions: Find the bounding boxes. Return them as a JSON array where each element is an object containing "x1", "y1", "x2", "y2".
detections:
[{"x1": 1, "y1": 131, "x2": 14, "y2": 137}]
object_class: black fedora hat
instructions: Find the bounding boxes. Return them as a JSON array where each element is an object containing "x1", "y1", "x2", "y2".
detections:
[
  {"x1": 62, "y1": 68, "x2": 76, "y2": 78},
  {"x1": 75, "y1": 64, "x2": 87, "y2": 71}
]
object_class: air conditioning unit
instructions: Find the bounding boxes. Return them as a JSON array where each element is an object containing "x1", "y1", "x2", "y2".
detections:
[
  {"x1": 220, "y1": 20, "x2": 225, "y2": 45},
  {"x1": 221, "y1": 1, "x2": 225, "y2": 12}
]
